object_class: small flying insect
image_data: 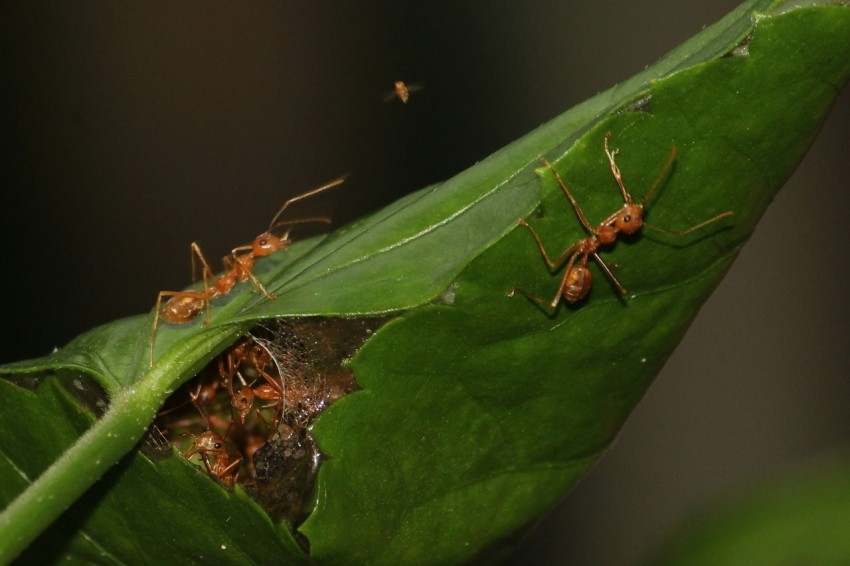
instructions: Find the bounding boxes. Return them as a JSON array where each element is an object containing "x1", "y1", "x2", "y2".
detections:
[{"x1": 384, "y1": 80, "x2": 423, "y2": 104}]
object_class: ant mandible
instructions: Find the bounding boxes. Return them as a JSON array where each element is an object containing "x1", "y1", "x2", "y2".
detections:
[
  {"x1": 149, "y1": 175, "x2": 347, "y2": 366},
  {"x1": 509, "y1": 133, "x2": 732, "y2": 309}
]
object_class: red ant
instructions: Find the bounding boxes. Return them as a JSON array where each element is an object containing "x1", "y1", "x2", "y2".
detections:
[
  {"x1": 251, "y1": 361, "x2": 294, "y2": 436},
  {"x1": 218, "y1": 335, "x2": 313, "y2": 437},
  {"x1": 228, "y1": 338, "x2": 292, "y2": 437},
  {"x1": 509, "y1": 133, "x2": 732, "y2": 309},
  {"x1": 217, "y1": 336, "x2": 293, "y2": 437},
  {"x1": 218, "y1": 338, "x2": 275, "y2": 425},
  {"x1": 180, "y1": 377, "x2": 244, "y2": 484},
  {"x1": 183, "y1": 430, "x2": 242, "y2": 484},
  {"x1": 149, "y1": 175, "x2": 347, "y2": 366}
]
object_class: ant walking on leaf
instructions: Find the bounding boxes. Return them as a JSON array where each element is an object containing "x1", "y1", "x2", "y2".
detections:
[
  {"x1": 149, "y1": 175, "x2": 347, "y2": 366},
  {"x1": 509, "y1": 133, "x2": 732, "y2": 309}
]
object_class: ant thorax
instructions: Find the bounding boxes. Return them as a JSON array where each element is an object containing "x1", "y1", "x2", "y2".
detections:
[{"x1": 596, "y1": 224, "x2": 618, "y2": 245}]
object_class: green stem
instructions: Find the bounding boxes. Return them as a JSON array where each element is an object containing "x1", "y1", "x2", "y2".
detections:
[{"x1": 0, "y1": 324, "x2": 245, "y2": 563}]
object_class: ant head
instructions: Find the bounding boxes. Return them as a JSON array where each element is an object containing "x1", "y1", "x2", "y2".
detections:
[
  {"x1": 251, "y1": 232, "x2": 289, "y2": 257},
  {"x1": 614, "y1": 203, "x2": 644, "y2": 234},
  {"x1": 193, "y1": 430, "x2": 225, "y2": 453}
]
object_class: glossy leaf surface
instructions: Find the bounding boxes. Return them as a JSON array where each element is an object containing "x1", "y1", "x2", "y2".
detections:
[
  {"x1": 0, "y1": 377, "x2": 306, "y2": 563},
  {"x1": 303, "y1": 5, "x2": 850, "y2": 563},
  {"x1": 0, "y1": 1, "x2": 848, "y2": 562}
]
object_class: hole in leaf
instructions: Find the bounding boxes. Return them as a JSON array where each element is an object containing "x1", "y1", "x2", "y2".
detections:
[{"x1": 152, "y1": 315, "x2": 392, "y2": 529}]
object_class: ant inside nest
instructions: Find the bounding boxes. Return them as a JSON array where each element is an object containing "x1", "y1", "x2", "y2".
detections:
[{"x1": 149, "y1": 316, "x2": 391, "y2": 525}]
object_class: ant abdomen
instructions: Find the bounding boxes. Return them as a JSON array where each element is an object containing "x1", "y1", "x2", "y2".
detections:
[
  {"x1": 162, "y1": 294, "x2": 206, "y2": 324},
  {"x1": 563, "y1": 266, "x2": 592, "y2": 303}
]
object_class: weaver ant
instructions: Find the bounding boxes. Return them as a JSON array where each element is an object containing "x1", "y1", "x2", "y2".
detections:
[
  {"x1": 218, "y1": 338, "x2": 275, "y2": 426},
  {"x1": 218, "y1": 332, "x2": 334, "y2": 438},
  {"x1": 183, "y1": 430, "x2": 242, "y2": 484},
  {"x1": 509, "y1": 133, "x2": 732, "y2": 309},
  {"x1": 179, "y1": 376, "x2": 245, "y2": 484},
  {"x1": 215, "y1": 336, "x2": 292, "y2": 437},
  {"x1": 223, "y1": 336, "x2": 298, "y2": 437},
  {"x1": 149, "y1": 175, "x2": 347, "y2": 366},
  {"x1": 251, "y1": 359, "x2": 298, "y2": 436}
]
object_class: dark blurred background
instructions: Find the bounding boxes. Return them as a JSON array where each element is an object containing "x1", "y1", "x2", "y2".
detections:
[{"x1": 2, "y1": 2, "x2": 848, "y2": 564}]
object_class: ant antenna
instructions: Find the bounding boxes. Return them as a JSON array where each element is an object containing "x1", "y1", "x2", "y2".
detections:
[
  {"x1": 267, "y1": 174, "x2": 349, "y2": 231},
  {"x1": 270, "y1": 216, "x2": 333, "y2": 233}
]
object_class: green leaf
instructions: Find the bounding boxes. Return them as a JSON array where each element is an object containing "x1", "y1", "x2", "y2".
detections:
[
  {"x1": 1, "y1": 1, "x2": 848, "y2": 563},
  {"x1": 0, "y1": 377, "x2": 306, "y2": 563},
  {"x1": 648, "y1": 456, "x2": 850, "y2": 565},
  {"x1": 301, "y1": 4, "x2": 850, "y2": 564},
  {"x1": 0, "y1": 316, "x2": 150, "y2": 395}
]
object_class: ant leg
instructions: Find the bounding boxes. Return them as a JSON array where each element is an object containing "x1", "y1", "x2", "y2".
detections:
[
  {"x1": 644, "y1": 211, "x2": 733, "y2": 236},
  {"x1": 545, "y1": 250, "x2": 583, "y2": 308},
  {"x1": 218, "y1": 457, "x2": 242, "y2": 480},
  {"x1": 229, "y1": 254, "x2": 276, "y2": 299},
  {"x1": 218, "y1": 354, "x2": 236, "y2": 397},
  {"x1": 190, "y1": 243, "x2": 215, "y2": 325},
  {"x1": 507, "y1": 283, "x2": 564, "y2": 309},
  {"x1": 641, "y1": 142, "x2": 679, "y2": 207},
  {"x1": 509, "y1": 250, "x2": 582, "y2": 309},
  {"x1": 150, "y1": 293, "x2": 164, "y2": 368},
  {"x1": 189, "y1": 242, "x2": 216, "y2": 283},
  {"x1": 590, "y1": 253, "x2": 627, "y2": 296},
  {"x1": 251, "y1": 362, "x2": 286, "y2": 436},
  {"x1": 198, "y1": 451, "x2": 214, "y2": 473},
  {"x1": 538, "y1": 157, "x2": 595, "y2": 233},
  {"x1": 225, "y1": 247, "x2": 279, "y2": 300},
  {"x1": 517, "y1": 219, "x2": 582, "y2": 269}
]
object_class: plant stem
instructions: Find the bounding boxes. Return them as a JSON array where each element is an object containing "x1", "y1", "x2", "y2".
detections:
[{"x1": 0, "y1": 324, "x2": 244, "y2": 563}]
